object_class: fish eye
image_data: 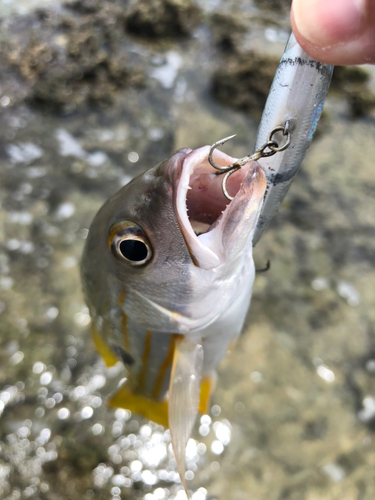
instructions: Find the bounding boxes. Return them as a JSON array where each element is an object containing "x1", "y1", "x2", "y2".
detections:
[{"x1": 109, "y1": 221, "x2": 152, "y2": 266}]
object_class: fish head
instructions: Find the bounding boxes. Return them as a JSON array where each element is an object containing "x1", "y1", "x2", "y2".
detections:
[
  {"x1": 81, "y1": 149, "x2": 192, "y2": 324},
  {"x1": 81, "y1": 145, "x2": 266, "y2": 333}
]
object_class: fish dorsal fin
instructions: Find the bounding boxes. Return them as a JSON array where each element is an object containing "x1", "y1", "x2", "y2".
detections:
[{"x1": 169, "y1": 336, "x2": 203, "y2": 499}]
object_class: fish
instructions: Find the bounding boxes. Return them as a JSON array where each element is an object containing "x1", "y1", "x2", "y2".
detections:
[
  {"x1": 81, "y1": 31, "x2": 332, "y2": 498},
  {"x1": 252, "y1": 32, "x2": 333, "y2": 244},
  {"x1": 81, "y1": 145, "x2": 267, "y2": 496}
]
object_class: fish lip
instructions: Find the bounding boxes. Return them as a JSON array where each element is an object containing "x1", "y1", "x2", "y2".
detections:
[{"x1": 174, "y1": 145, "x2": 266, "y2": 270}]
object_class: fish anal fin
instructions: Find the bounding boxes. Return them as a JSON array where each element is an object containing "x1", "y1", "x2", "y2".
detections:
[
  {"x1": 108, "y1": 382, "x2": 169, "y2": 428},
  {"x1": 198, "y1": 374, "x2": 216, "y2": 415},
  {"x1": 92, "y1": 325, "x2": 118, "y2": 367},
  {"x1": 169, "y1": 336, "x2": 204, "y2": 499}
]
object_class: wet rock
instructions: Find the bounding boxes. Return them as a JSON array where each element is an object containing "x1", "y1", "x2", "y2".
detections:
[
  {"x1": 211, "y1": 52, "x2": 278, "y2": 116},
  {"x1": 64, "y1": 0, "x2": 103, "y2": 14},
  {"x1": 0, "y1": 0, "x2": 202, "y2": 114},
  {"x1": 254, "y1": 0, "x2": 292, "y2": 12},
  {"x1": 126, "y1": 0, "x2": 201, "y2": 38},
  {"x1": 331, "y1": 66, "x2": 375, "y2": 117},
  {"x1": 209, "y1": 12, "x2": 248, "y2": 53},
  {"x1": 345, "y1": 88, "x2": 375, "y2": 118},
  {"x1": 208, "y1": 7, "x2": 292, "y2": 120},
  {"x1": 0, "y1": 3, "x2": 145, "y2": 113},
  {"x1": 332, "y1": 66, "x2": 371, "y2": 87}
]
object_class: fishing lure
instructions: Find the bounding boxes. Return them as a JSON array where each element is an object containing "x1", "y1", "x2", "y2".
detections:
[
  {"x1": 81, "y1": 33, "x2": 332, "y2": 497},
  {"x1": 206, "y1": 33, "x2": 333, "y2": 242},
  {"x1": 253, "y1": 33, "x2": 333, "y2": 244}
]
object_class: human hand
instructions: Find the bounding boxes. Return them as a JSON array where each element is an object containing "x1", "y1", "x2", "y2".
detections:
[{"x1": 291, "y1": 0, "x2": 375, "y2": 65}]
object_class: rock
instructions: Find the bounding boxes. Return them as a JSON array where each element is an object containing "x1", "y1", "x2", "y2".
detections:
[
  {"x1": 254, "y1": 0, "x2": 292, "y2": 12},
  {"x1": 211, "y1": 52, "x2": 279, "y2": 116},
  {"x1": 126, "y1": 0, "x2": 201, "y2": 38},
  {"x1": 0, "y1": 3, "x2": 145, "y2": 113},
  {"x1": 331, "y1": 66, "x2": 375, "y2": 117},
  {"x1": 209, "y1": 12, "x2": 248, "y2": 53}
]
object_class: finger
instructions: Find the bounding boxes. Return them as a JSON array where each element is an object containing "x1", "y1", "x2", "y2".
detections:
[{"x1": 291, "y1": 0, "x2": 375, "y2": 65}]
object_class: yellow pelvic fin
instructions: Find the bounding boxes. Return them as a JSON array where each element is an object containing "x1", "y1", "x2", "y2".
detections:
[
  {"x1": 92, "y1": 325, "x2": 118, "y2": 367},
  {"x1": 108, "y1": 382, "x2": 169, "y2": 428},
  {"x1": 198, "y1": 375, "x2": 215, "y2": 415}
]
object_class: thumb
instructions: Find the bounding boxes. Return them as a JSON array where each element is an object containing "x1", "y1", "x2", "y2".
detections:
[{"x1": 291, "y1": 0, "x2": 375, "y2": 65}]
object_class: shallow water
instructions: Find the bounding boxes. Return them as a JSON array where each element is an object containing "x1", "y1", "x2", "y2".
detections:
[{"x1": 1, "y1": 1, "x2": 375, "y2": 500}]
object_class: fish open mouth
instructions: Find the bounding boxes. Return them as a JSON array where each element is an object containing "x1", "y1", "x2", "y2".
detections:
[{"x1": 175, "y1": 145, "x2": 267, "y2": 270}]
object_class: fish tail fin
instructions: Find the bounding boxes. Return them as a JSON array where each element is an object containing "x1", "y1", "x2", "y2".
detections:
[
  {"x1": 169, "y1": 336, "x2": 204, "y2": 499},
  {"x1": 108, "y1": 382, "x2": 169, "y2": 428}
]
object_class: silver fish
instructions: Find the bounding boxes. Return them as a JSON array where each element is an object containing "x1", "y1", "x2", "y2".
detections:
[
  {"x1": 81, "y1": 146, "x2": 266, "y2": 495},
  {"x1": 81, "y1": 32, "x2": 332, "y2": 498},
  {"x1": 253, "y1": 33, "x2": 333, "y2": 244}
]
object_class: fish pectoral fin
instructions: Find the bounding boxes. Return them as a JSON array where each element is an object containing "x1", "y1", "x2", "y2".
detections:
[
  {"x1": 92, "y1": 325, "x2": 118, "y2": 367},
  {"x1": 169, "y1": 336, "x2": 204, "y2": 499},
  {"x1": 198, "y1": 373, "x2": 216, "y2": 415},
  {"x1": 108, "y1": 382, "x2": 169, "y2": 428}
]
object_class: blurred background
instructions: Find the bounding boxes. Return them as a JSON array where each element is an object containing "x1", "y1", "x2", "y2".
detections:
[{"x1": 1, "y1": 1, "x2": 375, "y2": 499}]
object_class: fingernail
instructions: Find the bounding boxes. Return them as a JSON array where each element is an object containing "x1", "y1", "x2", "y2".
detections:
[{"x1": 292, "y1": 0, "x2": 365, "y2": 47}]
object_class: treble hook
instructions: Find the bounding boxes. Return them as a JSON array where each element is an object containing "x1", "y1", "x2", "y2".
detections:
[
  {"x1": 208, "y1": 135, "x2": 249, "y2": 201},
  {"x1": 208, "y1": 135, "x2": 247, "y2": 172},
  {"x1": 208, "y1": 135, "x2": 263, "y2": 201},
  {"x1": 208, "y1": 120, "x2": 291, "y2": 201}
]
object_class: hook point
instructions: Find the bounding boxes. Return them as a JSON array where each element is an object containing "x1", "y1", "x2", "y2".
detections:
[{"x1": 221, "y1": 134, "x2": 236, "y2": 144}]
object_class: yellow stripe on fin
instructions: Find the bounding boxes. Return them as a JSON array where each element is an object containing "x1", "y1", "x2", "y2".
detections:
[
  {"x1": 108, "y1": 382, "x2": 169, "y2": 427},
  {"x1": 152, "y1": 334, "x2": 177, "y2": 400},
  {"x1": 198, "y1": 374, "x2": 215, "y2": 414},
  {"x1": 92, "y1": 325, "x2": 118, "y2": 367}
]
